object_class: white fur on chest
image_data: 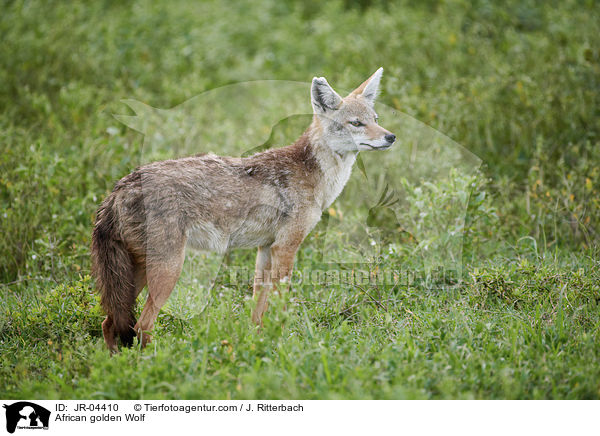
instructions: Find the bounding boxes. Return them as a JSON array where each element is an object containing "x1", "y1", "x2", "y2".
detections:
[{"x1": 315, "y1": 149, "x2": 356, "y2": 210}]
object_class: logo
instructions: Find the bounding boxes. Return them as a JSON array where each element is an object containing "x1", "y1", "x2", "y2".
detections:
[{"x1": 3, "y1": 402, "x2": 50, "y2": 434}]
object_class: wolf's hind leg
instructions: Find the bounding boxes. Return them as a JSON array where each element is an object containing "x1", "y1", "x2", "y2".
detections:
[
  {"x1": 133, "y1": 263, "x2": 147, "y2": 298},
  {"x1": 134, "y1": 246, "x2": 185, "y2": 348}
]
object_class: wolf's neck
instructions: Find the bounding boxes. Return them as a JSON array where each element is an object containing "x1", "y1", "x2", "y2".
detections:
[{"x1": 305, "y1": 123, "x2": 357, "y2": 210}]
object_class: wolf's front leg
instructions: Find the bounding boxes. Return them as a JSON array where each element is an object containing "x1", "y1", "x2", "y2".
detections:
[
  {"x1": 252, "y1": 241, "x2": 299, "y2": 325},
  {"x1": 253, "y1": 245, "x2": 272, "y2": 298}
]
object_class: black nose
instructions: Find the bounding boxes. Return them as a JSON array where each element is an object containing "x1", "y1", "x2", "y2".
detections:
[{"x1": 385, "y1": 134, "x2": 396, "y2": 143}]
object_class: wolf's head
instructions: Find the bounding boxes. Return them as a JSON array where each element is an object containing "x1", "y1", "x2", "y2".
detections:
[{"x1": 311, "y1": 67, "x2": 396, "y2": 154}]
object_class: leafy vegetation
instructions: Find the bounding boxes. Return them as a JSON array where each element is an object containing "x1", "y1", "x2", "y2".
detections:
[{"x1": 1, "y1": 0, "x2": 599, "y2": 399}]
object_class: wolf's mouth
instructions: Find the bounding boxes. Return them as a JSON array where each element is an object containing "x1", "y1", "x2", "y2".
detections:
[{"x1": 360, "y1": 142, "x2": 392, "y2": 150}]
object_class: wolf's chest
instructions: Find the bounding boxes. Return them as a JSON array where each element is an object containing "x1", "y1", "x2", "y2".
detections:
[{"x1": 320, "y1": 154, "x2": 356, "y2": 210}]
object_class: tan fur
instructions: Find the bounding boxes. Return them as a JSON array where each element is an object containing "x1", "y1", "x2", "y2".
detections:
[{"x1": 91, "y1": 68, "x2": 395, "y2": 350}]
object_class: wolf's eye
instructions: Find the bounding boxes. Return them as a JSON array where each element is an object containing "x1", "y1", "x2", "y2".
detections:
[
  {"x1": 374, "y1": 117, "x2": 379, "y2": 124},
  {"x1": 349, "y1": 120, "x2": 364, "y2": 127}
]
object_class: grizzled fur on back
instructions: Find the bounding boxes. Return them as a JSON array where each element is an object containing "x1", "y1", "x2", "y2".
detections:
[{"x1": 132, "y1": 130, "x2": 323, "y2": 255}]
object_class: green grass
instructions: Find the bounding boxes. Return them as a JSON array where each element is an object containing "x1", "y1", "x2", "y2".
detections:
[
  {"x1": 1, "y1": 0, "x2": 599, "y2": 399},
  {"x1": 1, "y1": 252, "x2": 599, "y2": 399}
]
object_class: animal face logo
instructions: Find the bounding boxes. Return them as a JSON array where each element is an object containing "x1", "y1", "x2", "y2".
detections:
[{"x1": 3, "y1": 402, "x2": 50, "y2": 433}]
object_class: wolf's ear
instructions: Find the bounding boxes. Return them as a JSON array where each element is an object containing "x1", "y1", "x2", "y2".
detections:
[
  {"x1": 311, "y1": 77, "x2": 342, "y2": 113},
  {"x1": 350, "y1": 67, "x2": 383, "y2": 105}
]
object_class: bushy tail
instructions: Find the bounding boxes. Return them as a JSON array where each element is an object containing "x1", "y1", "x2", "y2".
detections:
[{"x1": 91, "y1": 197, "x2": 136, "y2": 347}]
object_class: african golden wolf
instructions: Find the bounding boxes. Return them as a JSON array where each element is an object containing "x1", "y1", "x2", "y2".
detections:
[{"x1": 92, "y1": 68, "x2": 395, "y2": 351}]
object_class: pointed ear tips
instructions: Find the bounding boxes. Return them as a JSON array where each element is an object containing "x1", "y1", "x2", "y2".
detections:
[{"x1": 312, "y1": 76, "x2": 328, "y2": 86}]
